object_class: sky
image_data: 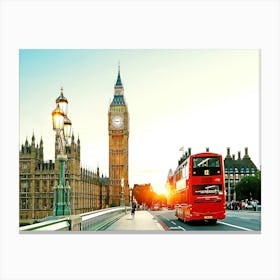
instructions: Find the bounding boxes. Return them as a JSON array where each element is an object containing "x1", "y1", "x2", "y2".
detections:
[{"x1": 20, "y1": 49, "x2": 260, "y2": 194}]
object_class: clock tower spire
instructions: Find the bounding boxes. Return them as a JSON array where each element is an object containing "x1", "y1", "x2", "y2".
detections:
[
  {"x1": 115, "y1": 62, "x2": 122, "y2": 87},
  {"x1": 114, "y1": 62, "x2": 124, "y2": 96},
  {"x1": 108, "y1": 64, "x2": 129, "y2": 206}
]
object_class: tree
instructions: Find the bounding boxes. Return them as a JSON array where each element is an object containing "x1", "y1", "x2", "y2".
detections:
[{"x1": 235, "y1": 173, "x2": 261, "y2": 202}]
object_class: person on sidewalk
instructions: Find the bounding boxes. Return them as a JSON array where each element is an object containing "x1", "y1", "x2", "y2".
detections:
[
  {"x1": 131, "y1": 201, "x2": 137, "y2": 217},
  {"x1": 252, "y1": 200, "x2": 257, "y2": 211}
]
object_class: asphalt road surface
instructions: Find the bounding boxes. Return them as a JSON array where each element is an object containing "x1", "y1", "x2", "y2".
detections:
[{"x1": 149, "y1": 209, "x2": 261, "y2": 232}]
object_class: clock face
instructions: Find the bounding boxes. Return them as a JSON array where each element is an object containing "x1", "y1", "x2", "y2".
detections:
[{"x1": 112, "y1": 115, "x2": 123, "y2": 128}]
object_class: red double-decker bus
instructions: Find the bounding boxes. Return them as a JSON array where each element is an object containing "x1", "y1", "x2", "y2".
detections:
[{"x1": 174, "y1": 152, "x2": 226, "y2": 224}]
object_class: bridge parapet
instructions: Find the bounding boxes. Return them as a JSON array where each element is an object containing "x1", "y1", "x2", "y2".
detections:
[
  {"x1": 20, "y1": 207, "x2": 128, "y2": 232},
  {"x1": 80, "y1": 206, "x2": 127, "y2": 231},
  {"x1": 20, "y1": 217, "x2": 70, "y2": 231}
]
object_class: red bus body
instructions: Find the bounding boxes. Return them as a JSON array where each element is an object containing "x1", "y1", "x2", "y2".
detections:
[{"x1": 174, "y1": 152, "x2": 226, "y2": 223}]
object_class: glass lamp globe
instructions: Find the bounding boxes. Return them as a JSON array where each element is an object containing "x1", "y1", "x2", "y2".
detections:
[
  {"x1": 63, "y1": 115, "x2": 72, "y2": 140},
  {"x1": 56, "y1": 87, "x2": 68, "y2": 116},
  {"x1": 52, "y1": 104, "x2": 64, "y2": 130}
]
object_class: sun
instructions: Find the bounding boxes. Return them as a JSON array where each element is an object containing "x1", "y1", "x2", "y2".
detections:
[{"x1": 153, "y1": 185, "x2": 168, "y2": 196}]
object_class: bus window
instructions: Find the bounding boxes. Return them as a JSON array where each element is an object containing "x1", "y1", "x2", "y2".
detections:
[{"x1": 192, "y1": 156, "x2": 221, "y2": 176}]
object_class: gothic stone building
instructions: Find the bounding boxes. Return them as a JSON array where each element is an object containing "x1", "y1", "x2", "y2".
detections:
[{"x1": 19, "y1": 134, "x2": 110, "y2": 226}]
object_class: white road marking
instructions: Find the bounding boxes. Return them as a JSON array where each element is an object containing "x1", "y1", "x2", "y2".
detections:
[
  {"x1": 217, "y1": 221, "x2": 253, "y2": 231},
  {"x1": 169, "y1": 224, "x2": 186, "y2": 231},
  {"x1": 178, "y1": 226, "x2": 186, "y2": 231},
  {"x1": 171, "y1": 221, "x2": 177, "y2": 225},
  {"x1": 169, "y1": 226, "x2": 180, "y2": 230}
]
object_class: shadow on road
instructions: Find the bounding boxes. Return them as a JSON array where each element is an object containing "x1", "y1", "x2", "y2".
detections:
[{"x1": 183, "y1": 220, "x2": 218, "y2": 226}]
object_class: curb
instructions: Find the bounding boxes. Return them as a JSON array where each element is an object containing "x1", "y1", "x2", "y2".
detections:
[{"x1": 150, "y1": 213, "x2": 170, "y2": 231}]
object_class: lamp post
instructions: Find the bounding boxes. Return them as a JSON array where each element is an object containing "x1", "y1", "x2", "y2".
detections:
[
  {"x1": 227, "y1": 168, "x2": 233, "y2": 203},
  {"x1": 233, "y1": 168, "x2": 237, "y2": 201},
  {"x1": 52, "y1": 87, "x2": 72, "y2": 216}
]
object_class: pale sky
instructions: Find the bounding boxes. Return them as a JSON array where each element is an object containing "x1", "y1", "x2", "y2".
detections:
[{"x1": 20, "y1": 49, "x2": 260, "y2": 194}]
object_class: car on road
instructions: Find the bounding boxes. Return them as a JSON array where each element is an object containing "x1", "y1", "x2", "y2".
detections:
[{"x1": 151, "y1": 204, "x2": 161, "y2": 211}]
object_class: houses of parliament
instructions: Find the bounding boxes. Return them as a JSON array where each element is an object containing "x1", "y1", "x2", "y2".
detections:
[{"x1": 19, "y1": 67, "x2": 130, "y2": 225}]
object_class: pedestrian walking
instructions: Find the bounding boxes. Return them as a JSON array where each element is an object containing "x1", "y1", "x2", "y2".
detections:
[
  {"x1": 253, "y1": 200, "x2": 257, "y2": 211},
  {"x1": 131, "y1": 201, "x2": 137, "y2": 217}
]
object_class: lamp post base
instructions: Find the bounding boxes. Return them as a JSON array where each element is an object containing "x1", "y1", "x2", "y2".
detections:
[
  {"x1": 53, "y1": 183, "x2": 71, "y2": 217},
  {"x1": 120, "y1": 197, "x2": 125, "y2": 207},
  {"x1": 55, "y1": 206, "x2": 71, "y2": 217}
]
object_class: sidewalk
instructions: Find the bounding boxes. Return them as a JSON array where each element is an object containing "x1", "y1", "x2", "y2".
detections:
[{"x1": 106, "y1": 210, "x2": 165, "y2": 231}]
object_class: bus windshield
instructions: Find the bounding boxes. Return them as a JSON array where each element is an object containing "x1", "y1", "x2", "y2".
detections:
[
  {"x1": 193, "y1": 157, "x2": 220, "y2": 168},
  {"x1": 192, "y1": 156, "x2": 221, "y2": 176}
]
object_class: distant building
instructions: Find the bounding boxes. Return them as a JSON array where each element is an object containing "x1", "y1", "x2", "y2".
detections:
[
  {"x1": 224, "y1": 147, "x2": 259, "y2": 202},
  {"x1": 133, "y1": 183, "x2": 153, "y2": 206},
  {"x1": 165, "y1": 169, "x2": 175, "y2": 206}
]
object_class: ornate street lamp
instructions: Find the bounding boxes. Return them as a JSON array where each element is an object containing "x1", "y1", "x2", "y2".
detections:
[
  {"x1": 52, "y1": 87, "x2": 72, "y2": 216},
  {"x1": 56, "y1": 87, "x2": 68, "y2": 115},
  {"x1": 233, "y1": 168, "x2": 238, "y2": 201}
]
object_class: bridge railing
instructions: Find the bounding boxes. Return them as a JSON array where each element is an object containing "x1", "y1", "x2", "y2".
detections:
[
  {"x1": 20, "y1": 217, "x2": 70, "y2": 231},
  {"x1": 80, "y1": 206, "x2": 128, "y2": 231},
  {"x1": 20, "y1": 206, "x2": 129, "y2": 232}
]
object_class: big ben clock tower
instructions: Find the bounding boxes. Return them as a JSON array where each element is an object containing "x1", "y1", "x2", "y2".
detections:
[{"x1": 108, "y1": 65, "x2": 129, "y2": 206}]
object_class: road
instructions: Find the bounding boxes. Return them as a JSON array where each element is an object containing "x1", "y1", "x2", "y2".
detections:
[{"x1": 149, "y1": 209, "x2": 261, "y2": 232}]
